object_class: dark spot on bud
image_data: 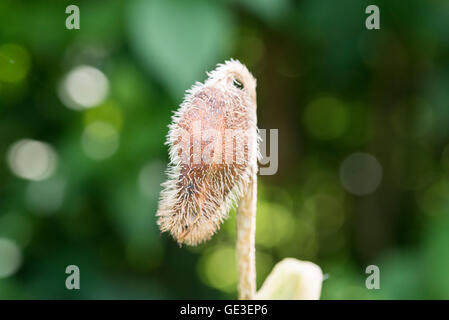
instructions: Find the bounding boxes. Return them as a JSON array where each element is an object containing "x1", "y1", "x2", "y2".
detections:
[
  {"x1": 233, "y1": 78, "x2": 244, "y2": 90},
  {"x1": 186, "y1": 182, "x2": 195, "y2": 195}
]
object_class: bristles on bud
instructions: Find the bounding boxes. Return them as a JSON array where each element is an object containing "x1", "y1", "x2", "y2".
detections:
[{"x1": 156, "y1": 59, "x2": 258, "y2": 246}]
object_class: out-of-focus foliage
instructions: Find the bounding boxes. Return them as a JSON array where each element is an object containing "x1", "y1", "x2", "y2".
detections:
[{"x1": 0, "y1": 0, "x2": 448, "y2": 299}]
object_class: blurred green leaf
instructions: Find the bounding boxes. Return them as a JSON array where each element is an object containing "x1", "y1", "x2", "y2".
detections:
[{"x1": 126, "y1": 0, "x2": 235, "y2": 100}]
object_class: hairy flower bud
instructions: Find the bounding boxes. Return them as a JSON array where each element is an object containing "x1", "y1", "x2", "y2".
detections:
[{"x1": 156, "y1": 59, "x2": 258, "y2": 246}]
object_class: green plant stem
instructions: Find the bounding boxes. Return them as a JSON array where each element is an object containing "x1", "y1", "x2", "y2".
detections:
[{"x1": 236, "y1": 174, "x2": 257, "y2": 299}]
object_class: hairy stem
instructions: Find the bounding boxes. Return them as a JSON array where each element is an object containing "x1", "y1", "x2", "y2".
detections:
[{"x1": 236, "y1": 174, "x2": 257, "y2": 300}]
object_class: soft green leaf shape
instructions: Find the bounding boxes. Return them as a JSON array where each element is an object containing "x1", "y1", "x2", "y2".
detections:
[
  {"x1": 127, "y1": 0, "x2": 235, "y2": 100},
  {"x1": 255, "y1": 258, "x2": 323, "y2": 300}
]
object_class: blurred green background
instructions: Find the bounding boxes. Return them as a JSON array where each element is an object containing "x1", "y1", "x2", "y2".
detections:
[{"x1": 1, "y1": 0, "x2": 449, "y2": 299}]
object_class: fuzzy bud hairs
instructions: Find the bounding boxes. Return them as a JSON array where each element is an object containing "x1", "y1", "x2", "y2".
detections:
[{"x1": 156, "y1": 59, "x2": 259, "y2": 246}]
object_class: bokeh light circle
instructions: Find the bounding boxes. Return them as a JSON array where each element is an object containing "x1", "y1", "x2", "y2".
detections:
[
  {"x1": 81, "y1": 121, "x2": 119, "y2": 160},
  {"x1": 340, "y1": 152, "x2": 383, "y2": 196},
  {"x1": 7, "y1": 139, "x2": 58, "y2": 181},
  {"x1": 0, "y1": 43, "x2": 31, "y2": 83},
  {"x1": 138, "y1": 161, "x2": 166, "y2": 200},
  {"x1": 304, "y1": 97, "x2": 348, "y2": 140},
  {"x1": 0, "y1": 238, "x2": 22, "y2": 278},
  {"x1": 26, "y1": 178, "x2": 66, "y2": 215},
  {"x1": 198, "y1": 246, "x2": 237, "y2": 292},
  {"x1": 59, "y1": 65, "x2": 109, "y2": 110}
]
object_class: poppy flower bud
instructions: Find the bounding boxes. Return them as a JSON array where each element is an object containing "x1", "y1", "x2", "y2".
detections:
[{"x1": 156, "y1": 59, "x2": 258, "y2": 246}]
